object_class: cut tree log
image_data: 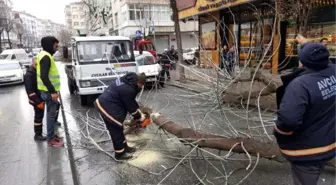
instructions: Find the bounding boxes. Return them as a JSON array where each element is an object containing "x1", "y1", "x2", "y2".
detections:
[
  {"x1": 151, "y1": 114, "x2": 285, "y2": 162},
  {"x1": 134, "y1": 105, "x2": 335, "y2": 168}
]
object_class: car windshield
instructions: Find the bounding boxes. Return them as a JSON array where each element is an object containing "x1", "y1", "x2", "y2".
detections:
[
  {"x1": 0, "y1": 54, "x2": 10, "y2": 59},
  {"x1": 77, "y1": 40, "x2": 133, "y2": 64},
  {"x1": 136, "y1": 55, "x2": 155, "y2": 66},
  {"x1": 0, "y1": 63, "x2": 20, "y2": 70}
]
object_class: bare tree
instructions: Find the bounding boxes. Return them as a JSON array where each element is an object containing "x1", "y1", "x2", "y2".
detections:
[
  {"x1": 170, "y1": 0, "x2": 186, "y2": 81},
  {"x1": 0, "y1": 0, "x2": 11, "y2": 51},
  {"x1": 58, "y1": 29, "x2": 72, "y2": 47},
  {"x1": 81, "y1": 0, "x2": 112, "y2": 35},
  {"x1": 5, "y1": 17, "x2": 13, "y2": 49},
  {"x1": 278, "y1": 0, "x2": 315, "y2": 35}
]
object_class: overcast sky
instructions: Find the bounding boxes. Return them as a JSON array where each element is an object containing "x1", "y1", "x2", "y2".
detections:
[{"x1": 12, "y1": 0, "x2": 79, "y2": 24}]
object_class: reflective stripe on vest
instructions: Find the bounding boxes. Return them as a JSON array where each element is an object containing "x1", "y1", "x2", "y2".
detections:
[
  {"x1": 281, "y1": 142, "x2": 336, "y2": 157},
  {"x1": 36, "y1": 51, "x2": 60, "y2": 91}
]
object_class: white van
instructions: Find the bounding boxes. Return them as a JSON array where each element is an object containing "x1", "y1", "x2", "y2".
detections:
[{"x1": 0, "y1": 49, "x2": 32, "y2": 67}]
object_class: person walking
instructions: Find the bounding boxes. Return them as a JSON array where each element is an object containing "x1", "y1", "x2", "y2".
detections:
[
  {"x1": 274, "y1": 43, "x2": 335, "y2": 185},
  {"x1": 95, "y1": 72, "x2": 150, "y2": 160},
  {"x1": 36, "y1": 36, "x2": 64, "y2": 147}
]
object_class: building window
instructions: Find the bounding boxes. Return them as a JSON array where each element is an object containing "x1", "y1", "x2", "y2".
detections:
[
  {"x1": 73, "y1": 15, "x2": 78, "y2": 19},
  {"x1": 129, "y1": 4, "x2": 135, "y2": 20},
  {"x1": 74, "y1": 22, "x2": 79, "y2": 26},
  {"x1": 81, "y1": 22, "x2": 85, "y2": 26}
]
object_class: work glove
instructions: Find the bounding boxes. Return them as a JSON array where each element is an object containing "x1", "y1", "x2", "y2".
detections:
[
  {"x1": 36, "y1": 102, "x2": 45, "y2": 110},
  {"x1": 138, "y1": 112, "x2": 151, "y2": 128}
]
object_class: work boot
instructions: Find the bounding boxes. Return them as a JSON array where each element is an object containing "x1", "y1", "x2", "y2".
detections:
[
  {"x1": 48, "y1": 138, "x2": 64, "y2": 147},
  {"x1": 115, "y1": 152, "x2": 133, "y2": 161},
  {"x1": 34, "y1": 134, "x2": 47, "y2": 141},
  {"x1": 125, "y1": 145, "x2": 136, "y2": 153}
]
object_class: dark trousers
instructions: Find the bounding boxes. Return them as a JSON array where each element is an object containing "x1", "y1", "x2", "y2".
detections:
[
  {"x1": 290, "y1": 163, "x2": 326, "y2": 185},
  {"x1": 33, "y1": 106, "x2": 44, "y2": 135},
  {"x1": 161, "y1": 68, "x2": 170, "y2": 79},
  {"x1": 32, "y1": 98, "x2": 60, "y2": 136},
  {"x1": 102, "y1": 117, "x2": 126, "y2": 152}
]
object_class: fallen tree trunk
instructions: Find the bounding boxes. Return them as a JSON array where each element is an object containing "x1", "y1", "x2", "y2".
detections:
[
  {"x1": 151, "y1": 114, "x2": 285, "y2": 162},
  {"x1": 136, "y1": 106, "x2": 335, "y2": 167}
]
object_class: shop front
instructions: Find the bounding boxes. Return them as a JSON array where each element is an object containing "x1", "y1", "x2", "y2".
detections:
[
  {"x1": 178, "y1": 0, "x2": 336, "y2": 73},
  {"x1": 178, "y1": 0, "x2": 255, "y2": 68},
  {"x1": 219, "y1": 2, "x2": 276, "y2": 70}
]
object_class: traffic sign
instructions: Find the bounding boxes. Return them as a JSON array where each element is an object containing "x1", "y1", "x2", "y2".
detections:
[{"x1": 136, "y1": 30, "x2": 142, "y2": 35}]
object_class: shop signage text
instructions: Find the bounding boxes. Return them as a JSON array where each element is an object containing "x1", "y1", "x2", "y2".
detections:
[{"x1": 198, "y1": 0, "x2": 240, "y2": 12}]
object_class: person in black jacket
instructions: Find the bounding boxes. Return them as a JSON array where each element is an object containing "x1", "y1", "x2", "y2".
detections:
[
  {"x1": 95, "y1": 72, "x2": 149, "y2": 160},
  {"x1": 24, "y1": 59, "x2": 46, "y2": 141},
  {"x1": 24, "y1": 59, "x2": 61, "y2": 141},
  {"x1": 275, "y1": 43, "x2": 335, "y2": 185},
  {"x1": 159, "y1": 51, "x2": 171, "y2": 80}
]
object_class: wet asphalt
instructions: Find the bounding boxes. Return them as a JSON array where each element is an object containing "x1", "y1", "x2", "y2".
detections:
[{"x1": 0, "y1": 62, "x2": 334, "y2": 185}]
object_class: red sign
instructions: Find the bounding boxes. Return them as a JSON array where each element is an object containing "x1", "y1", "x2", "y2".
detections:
[{"x1": 176, "y1": 0, "x2": 197, "y2": 11}]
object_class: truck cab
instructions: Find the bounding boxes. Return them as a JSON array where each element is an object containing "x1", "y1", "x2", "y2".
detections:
[
  {"x1": 131, "y1": 35, "x2": 157, "y2": 59},
  {"x1": 65, "y1": 36, "x2": 138, "y2": 105}
]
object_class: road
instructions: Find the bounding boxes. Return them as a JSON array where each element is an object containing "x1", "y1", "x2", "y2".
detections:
[{"x1": 0, "y1": 62, "x2": 334, "y2": 185}]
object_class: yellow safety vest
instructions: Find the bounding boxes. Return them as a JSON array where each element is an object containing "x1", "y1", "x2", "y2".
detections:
[{"x1": 36, "y1": 51, "x2": 60, "y2": 91}]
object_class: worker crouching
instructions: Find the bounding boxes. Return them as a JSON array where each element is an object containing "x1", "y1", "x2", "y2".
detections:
[{"x1": 95, "y1": 72, "x2": 150, "y2": 160}]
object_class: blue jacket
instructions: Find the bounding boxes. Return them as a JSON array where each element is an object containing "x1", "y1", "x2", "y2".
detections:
[
  {"x1": 96, "y1": 73, "x2": 141, "y2": 127},
  {"x1": 275, "y1": 64, "x2": 336, "y2": 165}
]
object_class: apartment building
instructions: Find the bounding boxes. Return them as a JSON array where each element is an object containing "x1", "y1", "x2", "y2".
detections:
[
  {"x1": 110, "y1": 0, "x2": 198, "y2": 53},
  {"x1": 17, "y1": 11, "x2": 39, "y2": 47},
  {"x1": 64, "y1": 2, "x2": 90, "y2": 35}
]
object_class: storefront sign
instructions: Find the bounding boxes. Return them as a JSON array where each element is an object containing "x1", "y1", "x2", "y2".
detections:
[
  {"x1": 179, "y1": 0, "x2": 251, "y2": 19},
  {"x1": 199, "y1": 0, "x2": 239, "y2": 11}
]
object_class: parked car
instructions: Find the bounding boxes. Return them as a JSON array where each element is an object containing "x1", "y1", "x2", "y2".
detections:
[
  {"x1": 134, "y1": 50, "x2": 164, "y2": 87},
  {"x1": 0, "y1": 49, "x2": 32, "y2": 67},
  {"x1": 183, "y1": 47, "x2": 198, "y2": 64},
  {"x1": 0, "y1": 60, "x2": 25, "y2": 86}
]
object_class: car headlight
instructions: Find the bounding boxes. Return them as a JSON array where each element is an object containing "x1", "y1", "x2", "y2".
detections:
[{"x1": 80, "y1": 81, "x2": 91, "y2": 88}]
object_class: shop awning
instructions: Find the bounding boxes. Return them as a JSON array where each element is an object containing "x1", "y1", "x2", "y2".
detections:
[{"x1": 178, "y1": 0, "x2": 256, "y2": 20}]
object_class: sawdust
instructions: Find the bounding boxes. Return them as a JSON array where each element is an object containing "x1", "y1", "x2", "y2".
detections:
[{"x1": 128, "y1": 150, "x2": 162, "y2": 166}]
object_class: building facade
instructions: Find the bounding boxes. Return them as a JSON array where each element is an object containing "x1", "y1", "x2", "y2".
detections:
[
  {"x1": 17, "y1": 11, "x2": 38, "y2": 48},
  {"x1": 64, "y1": 2, "x2": 90, "y2": 35},
  {"x1": 110, "y1": 0, "x2": 199, "y2": 53}
]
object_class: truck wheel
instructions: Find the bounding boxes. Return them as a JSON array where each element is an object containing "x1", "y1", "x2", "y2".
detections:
[
  {"x1": 80, "y1": 95, "x2": 88, "y2": 106},
  {"x1": 68, "y1": 78, "x2": 75, "y2": 94}
]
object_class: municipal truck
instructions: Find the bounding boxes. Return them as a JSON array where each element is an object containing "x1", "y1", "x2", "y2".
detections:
[{"x1": 65, "y1": 36, "x2": 138, "y2": 105}]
